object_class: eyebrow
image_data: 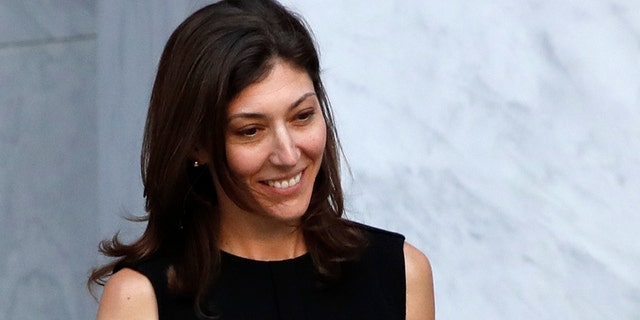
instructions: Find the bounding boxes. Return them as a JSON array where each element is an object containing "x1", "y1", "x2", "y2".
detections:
[{"x1": 227, "y1": 92, "x2": 317, "y2": 122}]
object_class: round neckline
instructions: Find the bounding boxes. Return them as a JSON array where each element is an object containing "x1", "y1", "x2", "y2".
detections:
[{"x1": 221, "y1": 250, "x2": 310, "y2": 265}]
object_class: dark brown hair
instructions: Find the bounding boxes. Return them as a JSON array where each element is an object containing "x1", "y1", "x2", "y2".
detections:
[{"x1": 89, "y1": 0, "x2": 366, "y2": 315}]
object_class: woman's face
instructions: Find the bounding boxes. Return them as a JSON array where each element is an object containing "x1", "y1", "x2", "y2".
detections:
[{"x1": 217, "y1": 60, "x2": 326, "y2": 223}]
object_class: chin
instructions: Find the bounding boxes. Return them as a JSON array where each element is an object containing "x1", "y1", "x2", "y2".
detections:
[{"x1": 258, "y1": 199, "x2": 311, "y2": 223}]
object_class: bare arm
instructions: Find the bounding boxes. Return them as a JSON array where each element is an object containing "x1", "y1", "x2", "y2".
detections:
[
  {"x1": 96, "y1": 268, "x2": 159, "y2": 320},
  {"x1": 404, "y1": 242, "x2": 435, "y2": 320}
]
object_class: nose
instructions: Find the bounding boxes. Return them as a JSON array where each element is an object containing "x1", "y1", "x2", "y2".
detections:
[{"x1": 270, "y1": 126, "x2": 300, "y2": 167}]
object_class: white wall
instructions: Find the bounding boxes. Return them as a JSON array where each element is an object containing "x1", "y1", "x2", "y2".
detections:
[
  {"x1": 0, "y1": 1, "x2": 637, "y2": 319},
  {"x1": 285, "y1": 1, "x2": 640, "y2": 319}
]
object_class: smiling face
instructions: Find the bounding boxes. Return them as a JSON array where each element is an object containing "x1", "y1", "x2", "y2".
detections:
[{"x1": 216, "y1": 60, "x2": 327, "y2": 224}]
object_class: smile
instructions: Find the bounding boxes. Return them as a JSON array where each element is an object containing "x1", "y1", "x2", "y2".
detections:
[{"x1": 265, "y1": 172, "x2": 302, "y2": 189}]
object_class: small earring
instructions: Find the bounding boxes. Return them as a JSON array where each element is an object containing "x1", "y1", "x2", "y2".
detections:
[{"x1": 193, "y1": 161, "x2": 200, "y2": 167}]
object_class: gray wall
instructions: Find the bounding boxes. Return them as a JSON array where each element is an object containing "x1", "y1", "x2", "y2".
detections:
[
  {"x1": 1, "y1": 1, "x2": 639, "y2": 319},
  {"x1": 0, "y1": 1, "x2": 97, "y2": 319}
]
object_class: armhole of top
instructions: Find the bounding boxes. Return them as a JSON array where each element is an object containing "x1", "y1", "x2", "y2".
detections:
[{"x1": 115, "y1": 256, "x2": 171, "y2": 315}]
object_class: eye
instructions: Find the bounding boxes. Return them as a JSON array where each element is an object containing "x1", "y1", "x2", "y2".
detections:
[
  {"x1": 237, "y1": 126, "x2": 259, "y2": 137},
  {"x1": 294, "y1": 109, "x2": 315, "y2": 122}
]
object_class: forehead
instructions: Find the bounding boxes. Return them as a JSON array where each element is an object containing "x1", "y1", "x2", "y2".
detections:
[{"x1": 228, "y1": 61, "x2": 315, "y2": 115}]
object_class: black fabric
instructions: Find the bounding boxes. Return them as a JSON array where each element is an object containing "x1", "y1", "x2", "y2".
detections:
[{"x1": 125, "y1": 224, "x2": 406, "y2": 319}]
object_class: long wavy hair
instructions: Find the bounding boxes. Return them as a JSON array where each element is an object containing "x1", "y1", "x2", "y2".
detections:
[{"x1": 89, "y1": 0, "x2": 366, "y2": 316}]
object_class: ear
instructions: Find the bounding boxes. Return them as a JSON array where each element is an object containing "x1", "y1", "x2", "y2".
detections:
[{"x1": 191, "y1": 145, "x2": 211, "y2": 165}]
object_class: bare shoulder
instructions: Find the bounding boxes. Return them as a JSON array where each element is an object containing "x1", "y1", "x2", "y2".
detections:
[
  {"x1": 96, "y1": 268, "x2": 159, "y2": 320},
  {"x1": 404, "y1": 242, "x2": 435, "y2": 320}
]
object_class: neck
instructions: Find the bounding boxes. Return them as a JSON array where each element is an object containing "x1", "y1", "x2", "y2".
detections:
[{"x1": 218, "y1": 208, "x2": 307, "y2": 261}]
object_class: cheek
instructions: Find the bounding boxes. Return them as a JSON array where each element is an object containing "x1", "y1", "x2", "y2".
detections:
[
  {"x1": 305, "y1": 120, "x2": 327, "y2": 160},
  {"x1": 225, "y1": 144, "x2": 264, "y2": 179}
]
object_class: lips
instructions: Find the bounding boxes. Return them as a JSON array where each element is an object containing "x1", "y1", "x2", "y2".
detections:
[{"x1": 264, "y1": 172, "x2": 302, "y2": 189}]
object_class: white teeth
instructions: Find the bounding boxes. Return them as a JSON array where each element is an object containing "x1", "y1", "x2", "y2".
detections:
[{"x1": 266, "y1": 172, "x2": 302, "y2": 189}]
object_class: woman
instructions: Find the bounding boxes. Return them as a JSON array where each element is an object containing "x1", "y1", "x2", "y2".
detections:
[{"x1": 90, "y1": 0, "x2": 434, "y2": 319}]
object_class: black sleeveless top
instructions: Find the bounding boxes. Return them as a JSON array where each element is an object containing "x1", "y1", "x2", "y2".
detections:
[{"x1": 126, "y1": 224, "x2": 406, "y2": 319}]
